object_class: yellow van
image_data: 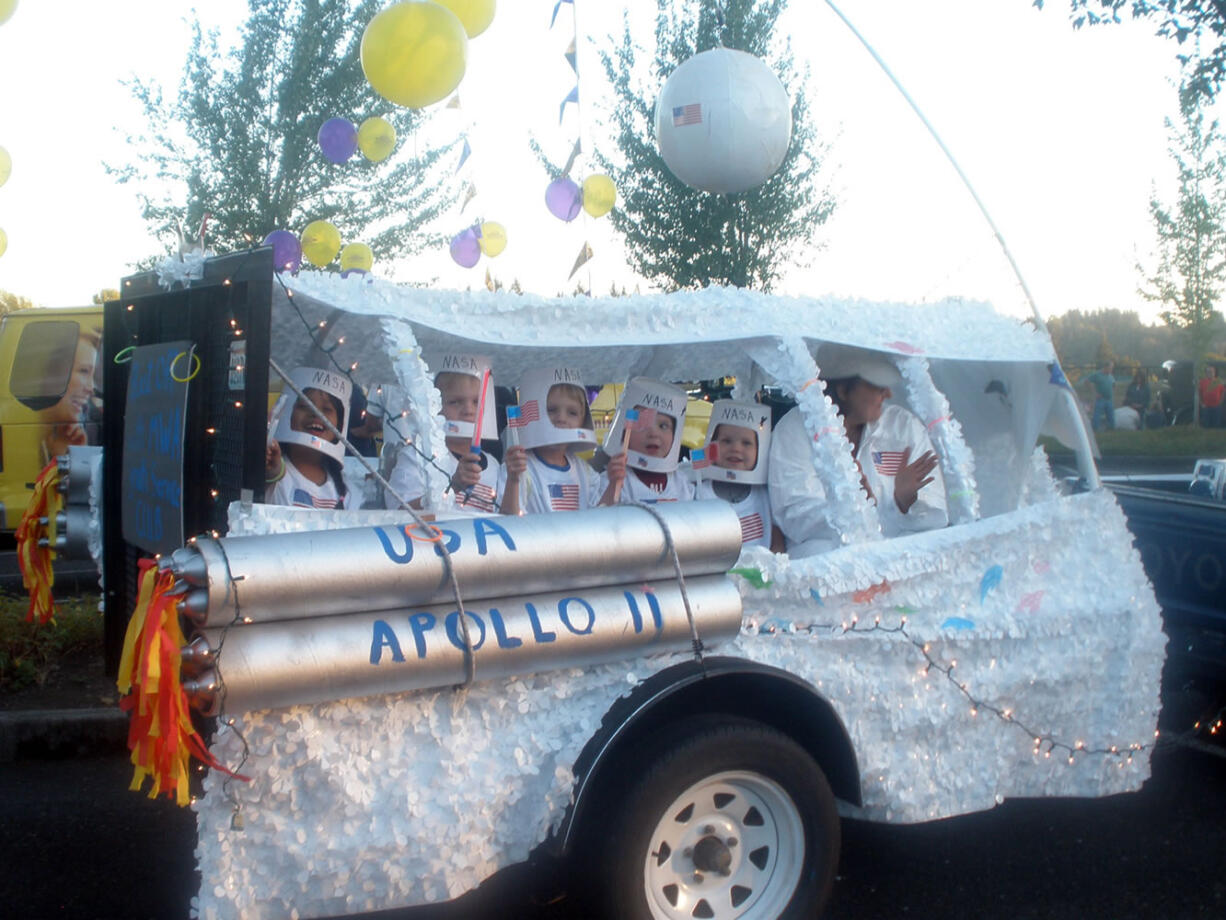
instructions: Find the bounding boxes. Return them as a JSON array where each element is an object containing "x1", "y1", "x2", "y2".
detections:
[{"x1": 0, "y1": 306, "x2": 103, "y2": 532}]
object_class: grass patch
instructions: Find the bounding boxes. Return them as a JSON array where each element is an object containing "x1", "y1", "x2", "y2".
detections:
[
  {"x1": 0, "y1": 593, "x2": 103, "y2": 692},
  {"x1": 1043, "y1": 427, "x2": 1226, "y2": 458}
]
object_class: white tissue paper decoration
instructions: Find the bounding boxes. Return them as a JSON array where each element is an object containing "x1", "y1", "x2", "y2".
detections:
[
  {"x1": 898, "y1": 356, "x2": 981, "y2": 524},
  {"x1": 746, "y1": 336, "x2": 882, "y2": 544},
  {"x1": 196, "y1": 487, "x2": 1164, "y2": 920}
]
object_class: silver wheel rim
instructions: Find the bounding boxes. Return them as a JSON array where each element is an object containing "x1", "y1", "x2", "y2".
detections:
[{"x1": 642, "y1": 769, "x2": 805, "y2": 920}]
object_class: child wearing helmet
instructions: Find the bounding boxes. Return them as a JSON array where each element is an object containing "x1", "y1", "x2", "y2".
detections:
[
  {"x1": 264, "y1": 367, "x2": 352, "y2": 509},
  {"x1": 505, "y1": 367, "x2": 625, "y2": 513},
  {"x1": 691, "y1": 399, "x2": 783, "y2": 551},
  {"x1": 599, "y1": 378, "x2": 694, "y2": 505},
  {"x1": 384, "y1": 354, "x2": 527, "y2": 515}
]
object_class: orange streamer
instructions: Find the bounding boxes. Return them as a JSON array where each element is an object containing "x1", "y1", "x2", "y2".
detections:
[
  {"x1": 15, "y1": 461, "x2": 61, "y2": 624},
  {"x1": 118, "y1": 559, "x2": 249, "y2": 806},
  {"x1": 852, "y1": 580, "x2": 892, "y2": 604}
]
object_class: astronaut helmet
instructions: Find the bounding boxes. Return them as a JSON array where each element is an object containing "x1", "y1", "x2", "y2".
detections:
[
  {"x1": 697, "y1": 399, "x2": 772, "y2": 485},
  {"x1": 270, "y1": 366, "x2": 352, "y2": 463},
  {"x1": 428, "y1": 353, "x2": 497, "y2": 442},
  {"x1": 603, "y1": 377, "x2": 687, "y2": 474},
  {"x1": 515, "y1": 367, "x2": 596, "y2": 451}
]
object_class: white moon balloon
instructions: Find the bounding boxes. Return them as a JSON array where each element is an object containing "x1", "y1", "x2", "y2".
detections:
[{"x1": 654, "y1": 47, "x2": 792, "y2": 195}]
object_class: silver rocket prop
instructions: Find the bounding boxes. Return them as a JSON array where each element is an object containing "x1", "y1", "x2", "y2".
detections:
[
  {"x1": 165, "y1": 502, "x2": 743, "y2": 628},
  {"x1": 185, "y1": 576, "x2": 741, "y2": 713}
]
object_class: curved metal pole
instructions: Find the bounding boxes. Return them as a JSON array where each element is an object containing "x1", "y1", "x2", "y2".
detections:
[{"x1": 823, "y1": 0, "x2": 1100, "y2": 488}]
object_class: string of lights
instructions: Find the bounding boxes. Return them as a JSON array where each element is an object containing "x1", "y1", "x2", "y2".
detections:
[
  {"x1": 269, "y1": 268, "x2": 458, "y2": 494},
  {"x1": 758, "y1": 608, "x2": 1163, "y2": 766}
]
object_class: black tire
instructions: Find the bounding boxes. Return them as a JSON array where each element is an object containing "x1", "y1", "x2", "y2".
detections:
[{"x1": 589, "y1": 717, "x2": 840, "y2": 920}]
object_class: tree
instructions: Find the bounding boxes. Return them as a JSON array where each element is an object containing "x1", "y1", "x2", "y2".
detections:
[
  {"x1": 1035, "y1": 1, "x2": 1226, "y2": 100},
  {"x1": 1138, "y1": 80, "x2": 1226, "y2": 420},
  {"x1": 110, "y1": 0, "x2": 454, "y2": 265},
  {"x1": 92, "y1": 289, "x2": 120, "y2": 306},
  {"x1": 0, "y1": 289, "x2": 37, "y2": 314},
  {"x1": 589, "y1": 0, "x2": 835, "y2": 291}
]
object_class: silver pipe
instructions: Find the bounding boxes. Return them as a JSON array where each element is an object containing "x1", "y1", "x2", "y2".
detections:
[
  {"x1": 181, "y1": 501, "x2": 743, "y2": 628},
  {"x1": 191, "y1": 575, "x2": 743, "y2": 714}
]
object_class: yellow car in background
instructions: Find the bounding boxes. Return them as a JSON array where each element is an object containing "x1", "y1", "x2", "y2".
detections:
[{"x1": 0, "y1": 306, "x2": 103, "y2": 535}]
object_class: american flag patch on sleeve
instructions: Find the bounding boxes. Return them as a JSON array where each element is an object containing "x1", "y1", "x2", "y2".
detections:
[
  {"x1": 672, "y1": 103, "x2": 702, "y2": 126},
  {"x1": 872, "y1": 450, "x2": 907, "y2": 476},
  {"x1": 547, "y1": 483, "x2": 580, "y2": 510},
  {"x1": 739, "y1": 512, "x2": 765, "y2": 543}
]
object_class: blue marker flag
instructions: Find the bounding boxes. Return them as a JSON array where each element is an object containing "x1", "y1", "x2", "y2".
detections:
[{"x1": 979, "y1": 564, "x2": 1003, "y2": 604}]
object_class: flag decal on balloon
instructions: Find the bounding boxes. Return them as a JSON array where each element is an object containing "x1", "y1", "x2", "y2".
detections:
[{"x1": 672, "y1": 104, "x2": 702, "y2": 127}]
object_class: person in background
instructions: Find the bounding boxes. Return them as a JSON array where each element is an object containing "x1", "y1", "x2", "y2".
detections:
[
  {"x1": 1199, "y1": 364, "x2": 1224, "y2": 428},
  {"x1": 346, "y1": 384, "x2": 380, "y2": 457},
  {"x1": 1084, "y1": 360, "x2": 1116, "y2": 431},
  {"x1": 1124, "y1": 368, "x2": 1151, "y2": 430},
  {"x1": 38, "y1": 328, "x2": 100, "y2": 465}
]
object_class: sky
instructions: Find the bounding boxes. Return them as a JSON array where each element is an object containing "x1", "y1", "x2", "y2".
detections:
[{"x1": 0, "y1": 0, "x2": 1197, "y2": 323}]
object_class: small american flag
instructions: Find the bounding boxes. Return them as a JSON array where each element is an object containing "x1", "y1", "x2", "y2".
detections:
[
  {"x1": 872, "y1": 450, "x2": 907, "y2": 476},
  {"x1": 624, "y1": 407, "x2": 657, "y2": 430},
  {"x1": 458, "y1": 482, "x2": 497, "y2": 511},
  {"x1": 507, "y1": 405, "x2": 529, "y2": 428},
  {"x1": 672, "y1": 103, "x2": 702, "y2": 127},
  {"x1": 690, "y1": 448, "x2": 711, "y2": 470},
  {"x1": 739, "y1": 512, "x2": 765, "y2": 543},
  {"x1": 291, "y1": 488, "x2": 340, "y2": 510},
  {"x1": 548, "y1": 483, "x2": 580, "y2": 510},
  {"x1": 518, "y1": 400, "x2": 541, "y2": 424}
]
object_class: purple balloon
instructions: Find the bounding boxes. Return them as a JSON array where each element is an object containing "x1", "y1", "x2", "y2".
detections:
[
  {"x1": 450, "y1": 227, "x2": 481, "y2": 268},
  {"x1": 545, "y1": 177, "x2": 583, "y2": 222},
  {"x1": 263, "y1": 230, "x2": 302, "y2": 273},
  {"x1": 318, "y1": 117, "x2": 358, "y2": 165}
]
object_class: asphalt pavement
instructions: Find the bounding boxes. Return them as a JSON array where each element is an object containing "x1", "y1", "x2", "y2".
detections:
[{"x1": 0, "y1": 742, "x2": 1223, "y2": 919}]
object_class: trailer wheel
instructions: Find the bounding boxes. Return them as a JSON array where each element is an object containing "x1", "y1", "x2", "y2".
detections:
[{"x1": 596, "y1": 718, "x2": 839, "y2": 920}]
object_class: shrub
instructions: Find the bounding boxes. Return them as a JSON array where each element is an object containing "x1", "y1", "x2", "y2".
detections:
[{"x1": 0, "y1": 594, "x2": 103, "y2": 691}]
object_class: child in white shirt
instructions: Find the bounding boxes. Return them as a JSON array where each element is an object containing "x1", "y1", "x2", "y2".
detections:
[
  {"x1": 504, "y1": 367, "x2": 624, "y2": 514},
  {"x1": 600, "y1": 378, "x2": 694, "y2": 505},
  {"x1": 384, "y1": 354, "x2": 527, "y2": 514}
]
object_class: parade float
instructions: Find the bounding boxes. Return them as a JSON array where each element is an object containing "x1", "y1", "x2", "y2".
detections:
[{"x1": 97, "y1": 255, "x2": 1164, "y2": 920}]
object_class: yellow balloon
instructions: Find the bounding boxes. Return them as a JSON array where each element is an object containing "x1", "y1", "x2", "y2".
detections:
[
  {"x1": 478, "y1": 221, "x2": 506, "y2": 257},
  {"x1": 582, "y1": 174, "x2": 617, "y2": 218},
  {"x1": 300, "y1": 221, "x2": 341, "y2": 268},
  {"x1": 357, "y1": 116, "x2": 397, "y2": 162},
  {"x1": 0, "y1": 0, "x2": 17, "y2": 27},
  {"x1": 0, "y1": 146, "x2": 10, "y2": 187},
  {"x1": 434, "y1": 0, "x2": 495, "y2": 39},
  {"x1": 361, "y1": 1, "x2": 468, "y2": 109},
  {"x1": 0, "y1": 227, "x2": 7, "y2": 259},
  {"x1": 340, "y1": 242, "x2": 374, "y2": 273}
]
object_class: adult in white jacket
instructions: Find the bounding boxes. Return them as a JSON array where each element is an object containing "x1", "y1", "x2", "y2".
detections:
[{"x1": 769, "y1": 349, "x2": 947, "y2": 557}]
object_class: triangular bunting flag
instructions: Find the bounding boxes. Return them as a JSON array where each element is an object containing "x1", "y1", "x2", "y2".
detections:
[
  {"x1": 460, "y1": 183, "x2": 478, "y2": 212},
  {"x1": 446, "y1": 94, "x2": 462, "y2": 109},
  {"x1": 568, "y1": 241, "x2": 594, "y2": 280},
  {"x1": 485, "y1": 267, "x2": 495, "y2": 292},
  {"x1": 561, "y1": 138, "x2": 582, "y2": 178},
  {"x1": 456, "y1": 137, "x2": 471, "y2": 172},
  {"x1": 564, "y1": 37, "x2": 577, "y2": 74},
  {"x1": 559, "y1": 85, "x2": 578, "y2": 125},
  {"x1": 550, "y1": 0, "x2": 574, "y2": 29}
]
